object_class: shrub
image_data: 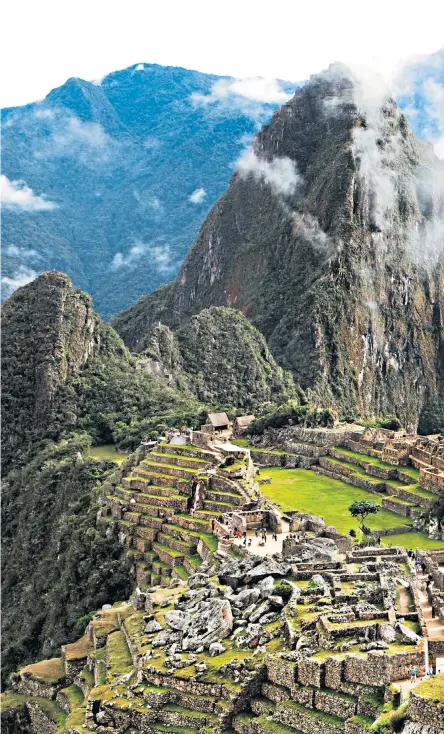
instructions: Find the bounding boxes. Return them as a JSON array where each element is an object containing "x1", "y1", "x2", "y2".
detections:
[{"x1": 246, "y1": 401, "x2": 335, "y2": 436}]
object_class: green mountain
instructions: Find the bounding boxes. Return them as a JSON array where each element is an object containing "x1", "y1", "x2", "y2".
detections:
[
  {"x1": 1, "y1": 272, "x2": 299, "y2": 682},
  {"x1": 113, "y1": 65, "x2": 444, "y2": 432},
  {"x1": 1, "y1": 64, "x2": 296, "y2": 319}
]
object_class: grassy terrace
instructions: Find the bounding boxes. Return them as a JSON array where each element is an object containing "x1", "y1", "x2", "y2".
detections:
[
  {"x1": 258, "y1": 467, "x2": 444, "y2": 549},
  {"x1": 414, "y1": 673, "x2": 444, "y2": 701},
  {"x1": 20, "y1": 657, "x2": 65, "y2": 683},
  {"x1": 381, "y1": 532, "x2": 444, "y2": 550},
  {"x1": 333, "y1": 447, "x2": 420, "y2": 480},
  {"x1": 89, "y1": 444, "x2": 129, "y2": 463}
]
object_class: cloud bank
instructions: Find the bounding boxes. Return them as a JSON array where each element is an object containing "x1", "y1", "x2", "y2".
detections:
[
  {"x1": 2, "y1": 266, "x2": 39, "y2": 298},
  {"x1": 111, "y1": 242, "x2": 173, "y2": 272},
  {"x1": 191, "y1": 77, "x2": 293, "y2": 121},
  {"x1": 1, "y1": 174, "x2": 57, "y2": 211},
  {"x1": 236, "y1": 149, "x2": 300, "y2": 197}
]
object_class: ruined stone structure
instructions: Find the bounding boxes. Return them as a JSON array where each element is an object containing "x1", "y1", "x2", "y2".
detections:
[{"x1": 3, "y1": 430, "x2": 444, "y2": 733}]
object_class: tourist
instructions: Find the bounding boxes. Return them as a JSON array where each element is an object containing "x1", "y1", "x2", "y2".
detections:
[
  {"x1": 421, "y1": 562, "x2": 426, "y2": 575},
  {"x1": 255, "y1": 528, "x2": 259, "y2": 538},
  {"x1": 427, "y1": 665, "x2": 434, "y2": 678},
  {"x1": 410, "y1": 665, "x2": 417, "y2": 683},
  {"x1": 248, "y1": 538, "x2": 252, "y2": 547},
  {"x1": 396, "y1": 546, "x2": 401, "y2": 555}
]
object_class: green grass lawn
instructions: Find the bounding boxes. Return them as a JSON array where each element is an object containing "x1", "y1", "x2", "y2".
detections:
[
  {"x1": 381, "y1": 532, "x2": 444, "y2": 551},
  {"x1": 89, "y1": 444, "x2": 130, "y2": 464},
  {"x1": 260, "y1": 467, "x2": 412, "y2": 534},
  {"x1": 260, "y1": 467, "x2": 444, "y2": 550}
]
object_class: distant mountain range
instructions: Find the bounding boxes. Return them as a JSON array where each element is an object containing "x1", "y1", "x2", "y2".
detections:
[
  {"x1": 1, "y1": 52, "x2": 443, "y2": 319},
  {"x1": 1, "y1": 64, "x2": 296, "y2": 318}
]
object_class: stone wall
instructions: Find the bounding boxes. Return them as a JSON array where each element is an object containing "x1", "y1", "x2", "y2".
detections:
[
  {"x1": 408, "y1": 690, "x2": 444, "y2": 728},
  {"x1": 26, "y1": 702, "x2": 57, "y2": 734}
]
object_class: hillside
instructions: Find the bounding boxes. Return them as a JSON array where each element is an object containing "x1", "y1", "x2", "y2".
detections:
[
  {"x1": 1, "y1": 273, "x2": 301, "y2": 680},
  {"x1": 113, "y1": 64, "x2": 444, "y2": 431},
  {"x1": 1, "y1": 64, "x2": 296, "y2": 318}
]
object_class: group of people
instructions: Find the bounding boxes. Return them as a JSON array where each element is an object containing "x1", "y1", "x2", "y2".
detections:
[
  {"x1": 254, "y1": 527, "x2": 278, "y2": 544},
  {"x1": 410, "y1": 664, "x2": 434, "y2": 683}
]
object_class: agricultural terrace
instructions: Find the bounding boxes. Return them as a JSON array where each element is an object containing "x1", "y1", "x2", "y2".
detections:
[{"x1": 258, "y1": 467, "x2": 444, "y2": 550}]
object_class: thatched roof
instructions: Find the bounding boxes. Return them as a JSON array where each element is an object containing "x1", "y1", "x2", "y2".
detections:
[
  {"x1": 235, "y1": 415, "x2": 255, "y2": 427},
  {"x1": 207, "y1": 412, "x2": 230, "y2": 427}
]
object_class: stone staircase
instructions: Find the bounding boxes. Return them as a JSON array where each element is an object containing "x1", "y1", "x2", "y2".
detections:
[
  {"x1": 101, "y1": 442, "x2": 246, "y2": 589},
  {"x1": 233, "y1": 675, "x2": 379, "y2": 734},
  {"x1": 315, "y1": 446, "x2": 435, "y2": 520}
]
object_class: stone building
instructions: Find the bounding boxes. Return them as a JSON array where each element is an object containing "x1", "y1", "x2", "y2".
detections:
[
  {"x1": 233, "y1": 415, "x2": 255, "y2": 436},
  {"x1": 201, "y1": 412, "x2": 231, "y2": 434}
]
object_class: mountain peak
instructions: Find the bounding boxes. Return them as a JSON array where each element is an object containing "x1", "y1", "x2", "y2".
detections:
[{"x1": 113, "y1": 70, "x2": 444, "y2": 432}]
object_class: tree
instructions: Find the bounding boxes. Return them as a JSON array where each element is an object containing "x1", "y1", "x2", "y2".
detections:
[{"x1": 348, "y1": 500, "x2": 380, "y2": 534}]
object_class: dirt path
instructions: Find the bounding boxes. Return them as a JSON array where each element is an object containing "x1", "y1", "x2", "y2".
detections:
[{"x1": 398, "y1": 587, "x2": 411, "y2": 615}]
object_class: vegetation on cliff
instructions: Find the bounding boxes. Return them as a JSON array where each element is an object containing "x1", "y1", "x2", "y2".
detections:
[
  {"x1": 1, "y1": 434, "x2": 131, "y2": 687},
  {"x1": 112, "y1": 67, "x2": 444, "y2": 432}
]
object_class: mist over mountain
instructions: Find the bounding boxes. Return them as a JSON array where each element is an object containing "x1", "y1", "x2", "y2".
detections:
[
  {"x1": 2, "y1": 52, "x2": 443, "y2": 320},
  {"x1": 1, "y1": 64, "x2": 296, "y2": 318},
  {"x1": 113, "y1": 63, "x2": 444, "y2": 432}
]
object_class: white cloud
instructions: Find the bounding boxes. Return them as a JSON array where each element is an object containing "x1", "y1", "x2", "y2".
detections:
[
  {"x1": 52, "y1": 116, "x2": 108, "y2": 150},
  {"x1": 192, "y1": 77, "x2": 291, "y2": 106},
  {"x1": 33, "y1": 111, "x2": 110, "y2": 162},
  {"x1": 111, "y1": 242, "x2": 173, "y2": 271},
  {"x1": 5, "y1": 244, "x2": 41, "y2": 260},
  {"x1": 1, "y1": 175, "x2": 57, "y2": 211},
  {"x1": 423, "y1": 78, "x2": 444, "y2": 160},
  {"x1": 236, "y1": 149, "x2": 300, "y2": 197},
  {"x1": 191, "y1": 77, "x2": 293, "y2": 121},
  {"x1": 189, "y1": 187, "x2": 206, "y2": 204},
  {"x1": 1, "y1": 266, "x2": 38, "y2": 297},
  {"x1": 34, "y1": 107, "x2": 55, "y2": 119}
]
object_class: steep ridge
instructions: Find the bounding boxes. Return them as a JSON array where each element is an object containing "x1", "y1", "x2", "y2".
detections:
[
  {"x1": 113, "y1": 65, "x2": 444, "y2": 430},
  {"x1": 1, "y1": 271, "x2": 202, "y2": 471}
]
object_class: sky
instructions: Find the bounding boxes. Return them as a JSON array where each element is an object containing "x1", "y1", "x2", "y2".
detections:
[{"x1": 2, "y1": 0, "x2": 444, "y2": 108}]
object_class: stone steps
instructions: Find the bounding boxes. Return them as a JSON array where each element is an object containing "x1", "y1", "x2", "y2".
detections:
[
  {"x1": 157, "y1": 531, "x2": 196, "y2": 555},
  {"x1": 131, "y1": 481, "x2": 189, "y2": 499},
  {"x1": 155, "y1": 703, "x2": 217, "y2": 728},
  {"x1": 172, "y1": 565, "x2": 190, "y2": 581},
  {"x1": 135, "y1": 525, "x2": 158, "y2": 542},
  {"x1": 173, "y1": 513, "x2": 212, "y2": 533},
  {"x1": 202, "y1": 499, "x2": 237, "y2": 513},
  {"x1": 204, "y1": 489, "x2": 243, "y2": 505},
  {"x1": 183, "y1": 554, "x2": 203, "y2": 574},
  {"x1": 152, "y1": 542, "x2": 185, "y2": 567},
  {"x1": 128, "y1": 470, "x2": 190, "y2": 493},
  {"x1": 273, "y1": 700, "x2": 345, "y2": 733},
  {"x1": 156, "y1": 443, "x2": 217, "y2": 462},
  {"x1": 128, "y1": 492, "x2": 188, "y2": 512},
  {"x1": 141, "y1": 459, "x2": 197, "y2": 480},
  {"x1": 139, "y1": 513, "x2": 164, "y2": 530},
  {"x1": 194, "y1": 509, "x2": 219, "y2": 521},
  {"x1": 149, "y1": 450, "x2": 209, "y2": 469},
  {"x1": 381, "y1": 496, "x2": 417, "y2": 517}
]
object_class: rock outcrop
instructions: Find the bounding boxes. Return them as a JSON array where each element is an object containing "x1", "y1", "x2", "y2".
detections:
[{"x1": 113, "y1": 65, "x2": 444, "y2": 431}]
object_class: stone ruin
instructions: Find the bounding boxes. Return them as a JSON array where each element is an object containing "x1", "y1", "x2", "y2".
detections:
[{"x1": 3, "y1": 430, "x2": 444, "y2": 734}]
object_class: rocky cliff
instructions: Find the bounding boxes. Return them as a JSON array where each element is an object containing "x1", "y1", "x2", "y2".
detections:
[{"x1": 113, "y1": 65, "x2": 444, "y2": 431}]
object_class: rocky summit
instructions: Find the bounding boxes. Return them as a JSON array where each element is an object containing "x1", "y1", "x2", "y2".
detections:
[{"x1": 113, "y1": 65, "x2": 444, "y2": 432}]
